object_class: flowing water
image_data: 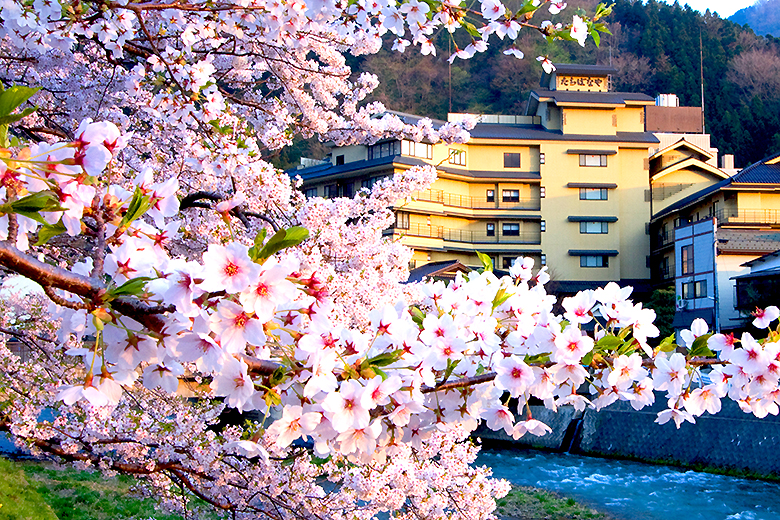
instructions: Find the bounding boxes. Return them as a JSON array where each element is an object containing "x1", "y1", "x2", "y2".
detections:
[{"x1": 478, "y1": 449, "x2": 780, "y2": 520}]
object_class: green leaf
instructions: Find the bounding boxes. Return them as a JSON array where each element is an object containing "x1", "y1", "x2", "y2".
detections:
[
  {"x1": 120, "y1": 187, "x2": 152, "y2": 228},
  {"x1": 0, "y1": 85, "x2": 40, "y2": 118},
  {"x1": 463, "y1": 22, "x2": 481, "y2": 39},
  {"x1": 366, "y1": 349, "x2": 404, "y2": 368},
  {"x1": 591, "y1": 30, "x2": 600, "y2": 47},
  {"x1": 36, "y1": 220, "x2": 67, "y2": 245},
  {"x1": 492, "y1": 287, "x2": 511, "y2": 310},
  {"x1": 581, "y1": 350, "x2": 595, "y2": 366},
  {"x1": 106, "y1": 276, "x2": 153, "y2": 299},
  {"x1": 476, "y1": 250, "x2": 493, "y2": 272},
  {"x1": 595, "y1": 335, "x2": 623, "y2": 350},
  {"x1": 410, "y1": 306, "x2": 425, "y2": 327},
  {"x1": 524, "y1": 353, "x2": 551, "y2": 364},
  {"x1": 252, "y1": 226, "x2": 309, "y2": 263},
  {"x1": 0, "y1": 107, "x2": 38, "y2": 126},
  {"x1": 518, "y1": 0, "x2": 539, "y2": 14},
  {"x1": 657, "y1": 334, "x2": 677, "y2": 353},
  {"x1": 689, "y1": 333, "x2": 715, "y2": 358},
  {"x1": 10, "y1": 191, "x2": 61, "y2": 214}
]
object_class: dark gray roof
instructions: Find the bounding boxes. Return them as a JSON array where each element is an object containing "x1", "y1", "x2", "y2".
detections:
[
  {"x1": 742, "y1": 250, "x2": 780, "y2": 268},
  {"x1": 568, "y1": 249, "x2": 620, "y2": 256},
  {"x1": 292, "y1": 155, "x2": 427, "y2": 182},
  {"x1": 732, "y1": 266, "x2": 780, "y2": 280},
  {"x1": 729, "y1": 151, "x2": 780, "y2": 184},
  {"x1": 469, "y1": 123, "x2": 658, "y2": 144},
  {"x1": 552, "y1": 63, "x2": 618, "y2": 76},
  {"x1": 406, "y1": 260, "x2": 471, "y2": 283},
  {"x1": 567, "y1": 216, "x2": 619, "y2": 222},
  {"x1": 718, "y1": 229, "x2": 780, "y2": 255},
  {"x1": 532, "y1": 89, "x2": 655, "y2": 106},
  {"x1": 652, "y1": 151, "x2": 780, "y2": 221}
]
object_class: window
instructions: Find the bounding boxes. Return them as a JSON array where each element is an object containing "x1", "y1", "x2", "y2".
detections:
[
  {"x1": 361, "y1": 176, "x2": 385, "y2": 190},
  {"x1": 681, "y1": 245, "x2": 694, "y2": 275},
  {"x1": 541, "y1": 254, "x2": 547, "y2": 266},
  {"x1": 335, "y1": 155, "x2": 345, "y2": 165},
  {"x1": 367, "y1": 140, "x2": 401, "y2": 160},
  {"x1": 304, "y1": 187, "x2": 317, "y2": 198},
  {"x1": 540, "y1": 153, "x2": 545, "y2": 164},
  {"x1": 486, "y1": 223, "x2": 495, "y2": 236},
  {"x1": 502, "y1": 223, "x2": 520, "y2": 236},
  {"x1": 540, "y1": 186, "x2": 546, "y2": 198},
  {"x1": 486, "y1": 189, "x2": 495, "y2": 203},
  {"x1": 395, "y1": 211, "x2": 410, "y2": 230},
  {"x1": 541, "y1": 220, "x2": 546, "y2": 232},
  {"x1": 401, "y1": 140, "x2": 433, "y2": 159},
  {"x1": 502, "y1": 256, "x2": 517, "y2": 269},
  {"x1": 449, "y1": 149, "x2": 466, "y2": 166},
  {"x1": 324, "y1": 184, "x2": 338, "y2": 198},
  {"x1": 579, "y1": 188, "x2": 608, "y2": 200},
  {"x1": 504, "y1": 153, "x2": 521, "y2": 168},
  {"x1": 342, "y1": 182, "x2": 354, "y2": 199},
  {"x1": 580, "y1": 221, "x2": 608, "y2": 234},
  {"x1": 579, "y1": 154, "x2": 608, "y2": 167},
  {"x1": 682, "y1": 280, "x2": 707, "y2": 300},
  {"x1": 580, "y1": 255, "x2": 608, "y2": 268},
  {"x1": 502, "y1": 189, "x2": 520, "y2": 203}
]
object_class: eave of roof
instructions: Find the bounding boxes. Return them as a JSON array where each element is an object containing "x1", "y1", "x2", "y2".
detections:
[
  {"x1": 651, "y1": 157, "x2": 730, "y2": 182},
  {"x1": 650, "y1": 138, "x2": 715, "y2": 160}
]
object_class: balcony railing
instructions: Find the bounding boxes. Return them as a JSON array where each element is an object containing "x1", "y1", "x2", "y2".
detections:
[
  {"x1": 715, "y1": 209, "x2": 780, "y2": 226},
  {"x1": 387, "y1": 224, "x2": 541, "y2": 244},
  {"x1": 651, "y1": 228, "x2": 675, "y2": 251},
  {"x1": 651, "y1": 262, "x2": 675, "y2": 281},
  {"x1": 443, "y1": 228, "x2": 541, "y2": 244},
  {"x1": 410, "y1": 190, "x2": 540, "y2": 211}
]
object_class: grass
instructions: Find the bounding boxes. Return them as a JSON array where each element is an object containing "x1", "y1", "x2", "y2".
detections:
[
  {"x1": 496, "y1": 486, "x2": 614, "y2": 520},
  {"x1": 1, "y1": 457, "x2": 212, "y2": 520}
]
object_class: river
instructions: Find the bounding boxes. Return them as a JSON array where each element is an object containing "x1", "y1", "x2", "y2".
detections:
[{"x1": 478, "y1": 448, "x2": 780, "y2": 520}]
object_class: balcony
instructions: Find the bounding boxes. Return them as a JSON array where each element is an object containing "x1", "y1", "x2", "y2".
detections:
[
  {"x1": 386, "y1": 224, "x2": 541, "y2": 244},
  {"x1": 651, "y1": 262, "x2": 675, "y2": 282},
  {"x1": 715, "y1": 209, "x2": 780, "y2": 227},
  {"x1": 411, "y1": 190, "x2": 541, "y2": 211},
  {"x1": 651, "y1": 228, "x2": 675, "y2": 251}
]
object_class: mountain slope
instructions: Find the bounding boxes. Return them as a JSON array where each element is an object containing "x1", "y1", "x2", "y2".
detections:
[{"x1": 730, "y1": 0, "x2": 780, "y2": 37}]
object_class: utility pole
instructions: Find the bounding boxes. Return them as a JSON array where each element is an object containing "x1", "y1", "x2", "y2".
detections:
[{"x1": 700, "y1": 29, "x2": 705, "y2": 134}]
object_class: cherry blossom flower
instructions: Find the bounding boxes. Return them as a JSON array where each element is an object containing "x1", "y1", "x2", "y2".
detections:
[
  {"x1": 753, "y1": 306, "x2": 780, "y2": 329},
  {"x1": 209, "y1": 300, "x2": 266, "y2": 354},
  {"x1": 200, "y1": 243, "x2": 257, "y2": 293},
  {"x1": 494, "y1": 356, "x2": 534, "y2": 397}
]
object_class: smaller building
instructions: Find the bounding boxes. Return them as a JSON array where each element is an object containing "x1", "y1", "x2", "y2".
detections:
[{"x1": 649, "y1": 151, "x2": 780, "y2": 332}]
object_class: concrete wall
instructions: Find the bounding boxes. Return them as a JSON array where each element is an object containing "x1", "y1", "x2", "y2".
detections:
[{"x1": 495, "y1": 397, "x2": 780, "y2": 477}]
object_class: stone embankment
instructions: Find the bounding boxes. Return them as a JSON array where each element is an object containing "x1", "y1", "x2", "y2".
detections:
[{"x1": 476, "y1": 393, "x2": 780, "y2": 477}]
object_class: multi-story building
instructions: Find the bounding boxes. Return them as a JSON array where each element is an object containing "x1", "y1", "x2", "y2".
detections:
[
  {"x1": 294, "y1": 64, "x2": 659, "y2": 296},
  {"x1": 648, "y1": 151, "x2": 780, "y2": 331}
]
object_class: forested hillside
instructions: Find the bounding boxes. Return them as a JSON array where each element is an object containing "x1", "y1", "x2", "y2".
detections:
[
  {"x1": 349, "y1": 0, "x2": 780, "y2": 168},
  {"x1": 730, "y1": 0, "x2": 780, "y2": 37}
]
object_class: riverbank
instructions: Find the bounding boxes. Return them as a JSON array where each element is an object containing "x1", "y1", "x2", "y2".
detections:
[{"x1": 497, "y1": 486, "x2": 615, "y2": 520}]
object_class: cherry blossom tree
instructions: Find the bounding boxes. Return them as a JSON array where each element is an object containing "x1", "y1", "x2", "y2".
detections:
[{"x1": 2, "y1": 0, "x2": 780, "y2": 519}]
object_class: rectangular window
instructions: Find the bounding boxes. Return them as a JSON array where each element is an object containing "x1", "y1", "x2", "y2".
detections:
[
  {"x1": 681, "y1": 245, "x2": 694, "y2": 275},
  {"x1": 486, "y1": 223, "x2": 495, "y2": 236},
  {"x1": 449, "y1": 149, "x2": 466, "y2": 166},
  {"x1": 502, "y1": 189, "x2": 520, "y2": 203},
  {"x1": 682, "y1": 281, "x2": 692, "y2": 300},
  {"x1": 401, "y1": 140, "x2": 433, "y2": 159},
  {"x1": 579, "y1": 188, "x2": 608, "y2": 200},
  {"x1": 367, "y1": 140, "x2": 401, "y2": 160},
  {"x1": 342, "y1": 182, "x2": 354, "y2": 199},
  {"x1": 395, "y1": 211, "x2": 410, "y2": 230},
  {"x1": 335, "y1": 155, "x2": 345, "y2": 165},
  {"x1": 580, "y1": 255, "x2": 608, "y2": 268},
  {"x1": 502, "y1": 256, "x2": 517, "y2": 269},
  {"x1": 540, "y1": 153, "x2": 545, "y2": 164},
  {"x1": 486, "y1": 189, "x2": 495, "y2": 202},
  {"x1": 324, "y1": 184, "x2": 338, "y2": 198},
  {"x1": 504, "y1": 153, "x2": 521, "y2": 168},
  {"x1": 502, "y1": 223, "x2": 520, "y2": 236},
  {"x1": 541, "y1": 254, "x2": 547, "y2": 266},
  {"x1": 579, "y1": 154, "x2": 608, "y2": 167},
  {"x1": 695, "y1": 280, "x2": 707, "y2": 298},
  {"x1": 541, "y1": 220, "x2": 546, "y2": 232},
  {"x1": 540, "y1": 186, "x2": 546, "y2": 198},
  {"x1": 580, "y1": 221, "x2": 609, "y2": 234},
  {"x1": 304, "y1": 187, "x2": 318, "y2": 198}
]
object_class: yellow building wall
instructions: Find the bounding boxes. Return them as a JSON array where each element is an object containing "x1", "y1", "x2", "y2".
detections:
[
  {"x1": 563, "y1": 108, "x2": 616, "y2": 136},
  {"x1": 651, "y1": 169, "x2": 723, "y2": 216},
  {"x1": 615, "y1": 107, "x2": 645, "y2": 133},
  {"x1": 616, "y1": 147, "x2": 652, "y2": 280},
  {"x1": 465, "y1": 143, "x2": 535, "y2": 172}
]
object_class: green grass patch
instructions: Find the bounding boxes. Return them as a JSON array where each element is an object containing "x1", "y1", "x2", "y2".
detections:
[
  {"x1": 496, "y1": 486, "x2": 613, "y2": 520},
  {"x1": 0, "y1": 458, "x2": 215, "y2": 520}
]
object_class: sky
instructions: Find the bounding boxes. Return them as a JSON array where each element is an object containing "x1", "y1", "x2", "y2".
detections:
[{"x1": 661, "y1": 0, "x2": 756, "y2": 18}]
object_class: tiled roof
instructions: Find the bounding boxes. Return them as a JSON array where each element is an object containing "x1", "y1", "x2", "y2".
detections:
[
  {"x1": 291, "y1": 155, "x2": 426, "y2": 181},
  {"x1": 717, "y1": 229, "x2": 780, "y2": 254},
  {"x1": 730, "y1": 151, "x2": 780, "y2": 184},
  {"x1": 469, "y1": 123, "x2": 658, "y2": 144},
  {"x1": 532, "y1": 89, "x2": 656, "y2": 106},
  {"x1": 406, "y1": 261, "x2": 471, "y2": 283}
]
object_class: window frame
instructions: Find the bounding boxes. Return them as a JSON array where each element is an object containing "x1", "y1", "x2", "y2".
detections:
[
  {"x1": 681, "y1": 244, "x2": 694, "y2": 275},
  {"x1": 303, "y1": 187, "x2": 318, "y2": 198},
  {"x1": 504, "y1": 152, "x2": 522, "y2": 168},
  {"x1": 502, "y1": 223, "x2": 521, "y2": 236},
  {"x1": 486, "y1": 189, "x2": 495, "y2": 203},
  {"x1": 502, "y1": 189, "x2": 520, "y2": 203},
  {"x1": 579, "y1": 154, "x2": 608, "y2": 167},
  {"x1": 395, "y1": 211, "x2": 410, "y2": 230},
  {"x1": 401, "y1": 140, "x2": 433, "y2": 159},
  {"x1": 449, "y1": 148, "x2": 467, "y2": 166},
  {"x1": 579, "y1": 188, "x2": 608, "y2": 200},
  {"x1": 580, "y1": 221, "x2": 609, "y2": 234},
  {"x1": 580, "y1": 255, "x2": 608, "y2": 268},
  {"x1": 486, "y1": 223, "x2": 496, "y2": 237}
]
